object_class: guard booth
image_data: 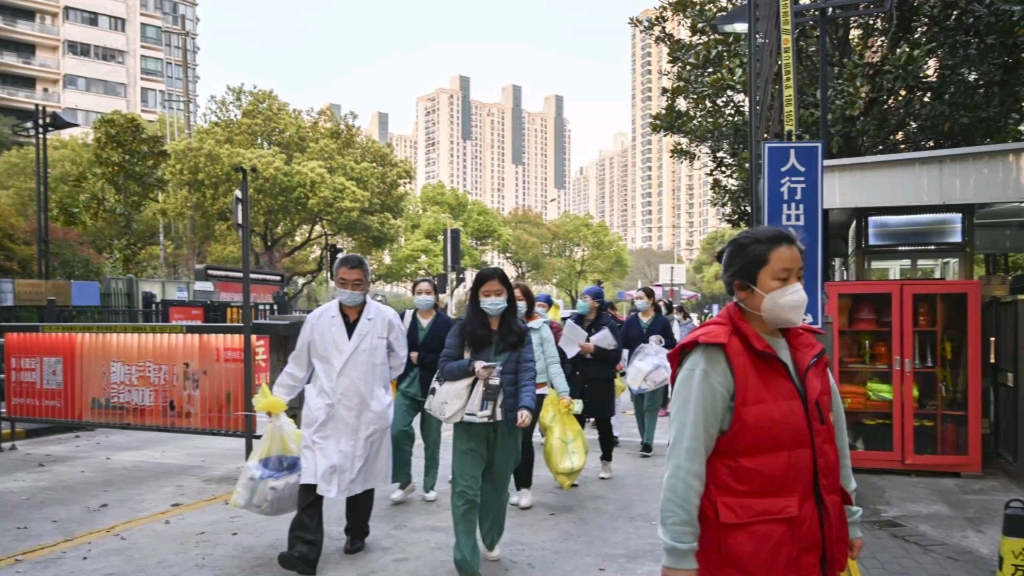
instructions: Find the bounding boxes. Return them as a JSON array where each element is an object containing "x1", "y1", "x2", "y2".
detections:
[{"x1": 822, "y1": 142, "x2": 1024, "y2": 475}]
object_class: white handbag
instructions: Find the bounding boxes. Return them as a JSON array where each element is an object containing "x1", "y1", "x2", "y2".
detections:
[
  {"x1": 424, "y1": 348, "x2": 478, "y2": 424},
  {"x1": 462, "y1": 375, "x2": 504, "y2": 423}
]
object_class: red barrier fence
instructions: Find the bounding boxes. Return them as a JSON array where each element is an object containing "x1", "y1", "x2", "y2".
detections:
[{"x1": 1, "y1": 323, "x2": 295, "y2": 440}]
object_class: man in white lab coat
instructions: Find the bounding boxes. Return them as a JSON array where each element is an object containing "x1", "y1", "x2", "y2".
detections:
[{"x1": 273, "y1": 254, "x2": 407, "y2": 575}]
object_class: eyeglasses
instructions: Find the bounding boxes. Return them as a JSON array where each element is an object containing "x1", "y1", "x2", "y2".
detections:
[{"x1": 336, "y1": 280, "x2": 367, "y2": 291}]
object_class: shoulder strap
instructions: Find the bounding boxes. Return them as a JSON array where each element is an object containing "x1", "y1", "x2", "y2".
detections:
[{"x1": 403, "y1": 309, "x2": 413, "y2": 332}]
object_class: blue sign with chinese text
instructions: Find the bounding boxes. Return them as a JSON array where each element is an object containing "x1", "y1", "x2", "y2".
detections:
[{"x1": 762, "y1": 141, "x2": 824, "y2": 327}]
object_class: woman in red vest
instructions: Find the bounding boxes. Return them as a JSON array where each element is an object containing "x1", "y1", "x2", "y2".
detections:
[{"x1": 660, "y1": 227, "x2": 863, "y2": 576}]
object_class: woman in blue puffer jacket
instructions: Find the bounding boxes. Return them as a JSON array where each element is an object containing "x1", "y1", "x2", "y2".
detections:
[{"x1": 509, "y1": 281, "x2": 570, "y2": 510}]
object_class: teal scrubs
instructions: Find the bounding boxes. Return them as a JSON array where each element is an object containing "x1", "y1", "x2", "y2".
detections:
[
  {"x1": 632, "y1": 315, "x2": 666, "y2": 446},
  {"x1": 391, "y1": 314, "x2": 443, "y2": 492}
]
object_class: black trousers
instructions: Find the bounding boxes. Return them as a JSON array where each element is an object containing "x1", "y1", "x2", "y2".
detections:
[
  {"x1": 576, "y1": 415, "x2": 615, "y2": 463},
  {"x1": 287, "y1": 484, "x2": 375, "y2": 564},
  {"x1": 512, "y1": 394, "x2": 543, "y2": 490}
]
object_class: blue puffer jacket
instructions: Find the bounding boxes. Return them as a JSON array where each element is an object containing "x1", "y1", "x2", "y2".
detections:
[
  {"x1": 437, "y1": 320, "x2": 537, "y2": 423},
  {"x1": 526, "y1": 316, "x2": 570, "y2": 397}
]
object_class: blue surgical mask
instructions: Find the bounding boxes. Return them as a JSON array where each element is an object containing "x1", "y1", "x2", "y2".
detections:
[
  {"x1": 414, "y1": 296, "x2": 436, "y2": 311},
  {"x1": 480, "y1": 297, "x2": 508, "y2": 317},
  {"x1": 635, "y1": 300, "x2": 650, "y2": 312},
  {"x1": 336, "y1": 288, "x2": 365, "y2": 307},
  {"x1": 516, "y1": 301, "x2": 528, "y2": 319},
  {"x1": 576, "y1": 300, "x2": 591, "y2": 315}
]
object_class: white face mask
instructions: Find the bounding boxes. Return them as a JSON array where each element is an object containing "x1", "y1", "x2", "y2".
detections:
[{"x1": 743, "y1": 283, "x2": 808, "y2": 328}]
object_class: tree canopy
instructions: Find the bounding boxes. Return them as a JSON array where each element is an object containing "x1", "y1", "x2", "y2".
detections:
[
  {"x1": 686, "y1": 227, "x2": 742, "y2": 302},
  {"x1": 635, "y1": 0, "x2": 1024, "y2": 227},
  {"x1": 545, "y1": 212, "x2": 630, "y2": 304},
  {"x1": 164, "y1": 85, "x2": 413, "y2": 296}
]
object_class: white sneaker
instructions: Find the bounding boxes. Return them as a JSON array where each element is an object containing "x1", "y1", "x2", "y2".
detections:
[
  {"x1": 389, "y1": 482, "x2": 416, "y2": 504},
  {"x1": 448, "y1": 475, "x2": 452, "y2": 483},
  {"x1": 599, "y1": 461, "x2": 613, "y2": 480},
  {"x1": 423, "y1": 490, "x2": 438, "y2": 502},
  {"x1": 483, "y1": 546, "x2": 501, "y2": 562},
  {"x1": 517, "y1": 489, "x2": 533, "y2": 510},
  {"x1": 508, "y1": 492, "x2": 520, "y2": 507}
]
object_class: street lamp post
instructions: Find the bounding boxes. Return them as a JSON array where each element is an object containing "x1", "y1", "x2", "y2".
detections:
[
  {"x1": 712, "y1": 3, "x2": 759, "y2": 228},
  {"x1": 11, "y1": 107, "x2": 80, "y2": 280},
  {"x1": 712, "y1": 0, "x2": 891, "y2": 275}
]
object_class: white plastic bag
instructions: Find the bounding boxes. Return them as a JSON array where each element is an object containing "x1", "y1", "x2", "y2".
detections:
[
  {"x1": 230, "y1": 412, "x2": 302, "y2": 516},
  {"x1": 625, "y1": 342, "x2": 672, "y2": 394}
]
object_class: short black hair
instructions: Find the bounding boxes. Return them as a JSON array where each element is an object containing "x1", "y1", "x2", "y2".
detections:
[
  {"x1": 716, "y1": 227, "x2": 803, "y2": 296},
  {"x1": 333, "y1": 254, "x2": 371, "y2": 281}
]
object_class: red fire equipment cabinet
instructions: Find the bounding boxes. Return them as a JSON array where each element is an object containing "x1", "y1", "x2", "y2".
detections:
[{"x1": 827, "y1": 280, "x2": 982, "y2": 474}]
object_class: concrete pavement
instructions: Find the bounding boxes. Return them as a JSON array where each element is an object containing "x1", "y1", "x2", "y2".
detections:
[{"x1": 0, "y1": 406, "x2": 1010, "y2": 575}]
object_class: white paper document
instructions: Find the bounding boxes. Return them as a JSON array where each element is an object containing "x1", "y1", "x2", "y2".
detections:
[
  {"x1": 589, "y1": 328, "x2": 618, "y2": 350},
  {"x1": 559, "y1": 321, "x2": 589, "y2": 359}
]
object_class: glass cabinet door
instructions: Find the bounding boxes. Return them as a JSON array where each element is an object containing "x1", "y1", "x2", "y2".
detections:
[
  {"x1": 903, "y1": 285, "x2": 974, "y2": 464},
  {"x1": 832, "y1": 285, "x2": 903, "y2": 461}
]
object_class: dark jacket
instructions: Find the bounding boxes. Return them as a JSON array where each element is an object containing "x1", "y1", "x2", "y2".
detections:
[
  {"x1": 566, "y1": 311, "x2": 622, "y2": 383},
  {"x1": 620, "y1": 312, "x2": 677, "y2": 366},
  {"x1": 437, "y1": 320, "x2": 537, "y2": 422},
  {"x1": 396, "y1": 309, "x2": 454, "y2": 398}
]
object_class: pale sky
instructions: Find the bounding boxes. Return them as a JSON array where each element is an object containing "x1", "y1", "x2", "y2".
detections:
[{"x1": 196, "y1": 0, "x2": 657, "y2": 170}]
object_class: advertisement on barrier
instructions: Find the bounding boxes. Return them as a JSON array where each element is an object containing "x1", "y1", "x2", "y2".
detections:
[
  {"x1": 3, "y1": 332, "x2": 270, "y2": 432},
  {"x1": 168, "y1": 305, "x2": 205, "y2": 324}
]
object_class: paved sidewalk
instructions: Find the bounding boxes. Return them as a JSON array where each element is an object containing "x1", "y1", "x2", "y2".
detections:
[{"x1": 0, "y1": 408, "x2": 1011, "y2": 575}]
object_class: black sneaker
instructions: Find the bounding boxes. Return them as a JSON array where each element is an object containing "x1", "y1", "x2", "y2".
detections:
[
  {"x1": 344, "y1": 537, "x2": 366, "y2": 555},
  {"x1": 613, "y1": 435, "x2": 620, "y2": 447},
  {"x1": 640, "y1": 443, "x2": 653, "y2": 457},
  {"x1": 278, "y1": 551, "x2": 317, "y2": 575}
]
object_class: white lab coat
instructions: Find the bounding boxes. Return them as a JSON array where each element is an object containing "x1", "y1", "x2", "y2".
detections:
[{"x1": 272, "y1": 298, "x2": 407, "y2": 499}]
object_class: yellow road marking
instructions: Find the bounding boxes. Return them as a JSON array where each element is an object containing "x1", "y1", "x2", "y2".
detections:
[{"x1": 0, "y1": 492, "x2": 231, "y2": 568}]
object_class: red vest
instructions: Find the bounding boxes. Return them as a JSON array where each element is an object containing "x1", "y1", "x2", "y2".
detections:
[{"x1": 668, "y1": 303, "x2": 852, "y2": 576}]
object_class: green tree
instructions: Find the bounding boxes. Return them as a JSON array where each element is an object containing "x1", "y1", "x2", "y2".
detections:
[
  {"x1": 545, "y1": 212, "x2": 630, "y2": 304},
  {"x1": 82, "y1": 111, "x2": 168, "y2": 275},
  {"x1": 0, "y1": 114, "x2": 21, "y2": 155},
  {"x1": 0, "y1": 134, "x2": 108, "y2": 279},
  {"x1": 0, "y1": 206, "x2": 34, "y2": 277},
  {"x1": 635, "y1": 0, "x2": 1024, "y2": 227},
  {"x1": 375, "y1": 182, "x2": 507, "y2": 284},
  {"x1": 498, "y1": 209, "x2": 551, "y2": 281},
  {"x1": 687, "y1": 228, "x2": 742, "y2": 301},
  {"x1": 166, "y1": 86, "x2": 412, "y2": 296}
]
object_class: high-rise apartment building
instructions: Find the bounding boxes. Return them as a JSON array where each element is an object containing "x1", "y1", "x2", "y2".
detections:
[
  {"x1": 630, "y1": 7, "x2": 724, "y2": 265},
  {"x1": 411, "y1": 75, "x2": 569, "y2": 219},
  {"x1": 364, "y1": 111, "x2": 417, "y2": 166},
  {"x1": 568, "y1": 132, "x2": 630, "y2": 240},
  {"x1": 0, "y1": 0, "x2": 198, "y2": 134}
]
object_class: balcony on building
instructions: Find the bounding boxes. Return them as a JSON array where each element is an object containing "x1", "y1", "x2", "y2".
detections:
[
  {"x1": 0, "y1": 5, "x2": 60, "y2": 46},
  {"x1": 0, "y1": 38, "x2": 59, "y2": 80},
  {"x1": 0, "y1": 83, "x2": 59, "y2": 110}
]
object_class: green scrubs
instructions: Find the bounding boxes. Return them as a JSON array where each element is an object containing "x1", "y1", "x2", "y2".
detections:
[
  {"x1": 391, "y1": 315, "x2": 443, "y2": 492},
  {"x1": 450, "y1": 339, "x2": 520, "y2": 576},
  {"x1": 451, "y1": 421, "x2": 522, "y2": 575},
  {"x1": 632, "y1": 315, "x2": 665, "y2": 446}
]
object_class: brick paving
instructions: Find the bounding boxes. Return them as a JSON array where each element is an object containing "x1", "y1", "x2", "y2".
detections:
[{"x1": 858, "y1": 523, "x2": 993, "y2": 576}]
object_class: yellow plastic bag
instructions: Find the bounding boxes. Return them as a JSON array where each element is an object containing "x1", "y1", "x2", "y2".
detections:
[
  {"x1": 841, "y1": 559, "x2": 861, "y2": 576},
  {"x1": 252, "y1": 383, "x2": 288, "y2": 415},
  {"x1": 615, "y1": 376, "x2": 626, "y2": 398},
  {"x1": 540, "y1": 392, "x2": 588, "y2": 489},
  {"x1": 230, "y1": 390, "x2": 303, "y2": 516}
]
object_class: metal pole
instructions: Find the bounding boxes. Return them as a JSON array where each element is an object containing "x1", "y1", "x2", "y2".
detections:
[
  {"x1": 238, "y1": 166, "x2": 255, "y2": 459},
  {"x1": 33, "y1": 104, "x2": 42, "y2": 279},
  {"x1": 819, "y1": 7, "x2": 831, "y2": 283},
  {"x1": 42, "y1": 108, "x2": 50, "y2": 281},
  {"x1": 180, "y1": 16, "x2": 192, "y2": 139},
  {"x1": 747, "y1": 0, "x2": 759, "y2": 228}
]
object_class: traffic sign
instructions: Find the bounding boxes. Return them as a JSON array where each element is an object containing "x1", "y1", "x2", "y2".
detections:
[{"x1": 762, "y1": 141, "x2": 824, "y2": 327}]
